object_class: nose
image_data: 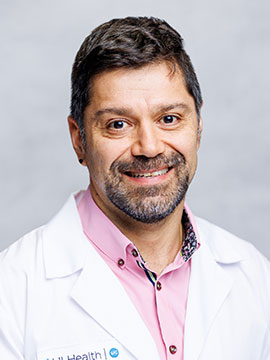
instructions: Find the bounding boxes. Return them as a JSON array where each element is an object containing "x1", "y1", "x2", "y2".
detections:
[{"x1": 131, "y1": 121, "x2": 165, "y2": 158}]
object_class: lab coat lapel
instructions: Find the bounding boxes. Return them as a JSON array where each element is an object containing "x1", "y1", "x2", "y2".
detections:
[
  {"x1": 43, "y1": 194, "x2": 159, "y2": 359},
  {"x1": 183, "y1": 242, "x2": 233, "y2": 360},
  {"x1": 70, "y1": 243, "x2": 160, "y2": 360}
]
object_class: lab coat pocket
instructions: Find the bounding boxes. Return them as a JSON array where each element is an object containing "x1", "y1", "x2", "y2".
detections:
[{"x1": 37, "y1": 341, "x2": 124, "y2": 360}]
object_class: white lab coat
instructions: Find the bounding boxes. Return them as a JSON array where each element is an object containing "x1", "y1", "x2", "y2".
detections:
[{"x1": 0, "y1": 194, "x2": 269, "y2": 360}]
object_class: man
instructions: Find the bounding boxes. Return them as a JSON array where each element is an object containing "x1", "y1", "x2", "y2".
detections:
[{"x1": 0, "y1": 17, "x2": 269, "y2": 360}]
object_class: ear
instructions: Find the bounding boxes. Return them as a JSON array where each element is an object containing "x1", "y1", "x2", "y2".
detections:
[
  {"x1": 196, "y1": 116, "x2": 203, "y2": 150},
  {"x1": 68, "y1": 116, "x2": 86, "y2": 165},
  {"x1": 196, "y1": 102, "x2": 203, "y2": 150}
]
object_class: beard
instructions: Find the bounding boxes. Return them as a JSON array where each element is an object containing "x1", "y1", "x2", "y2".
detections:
[{"x1": 104, "y1": 152, "x2": 190, "y2": 224}]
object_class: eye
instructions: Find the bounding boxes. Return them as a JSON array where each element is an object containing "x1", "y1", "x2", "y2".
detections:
[
  {"x1": 107, "y1": 120, "x2": 127, "y2": 130},
  {"x1": 160, "y1": 115, "x2": 179, "y2": 125}
]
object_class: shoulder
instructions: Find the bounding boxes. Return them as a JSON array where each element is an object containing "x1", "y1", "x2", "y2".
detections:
[
  {"x1": 195, "y1": 216, "x2": 270, "y2": 310},
  {"x1": 0, "y1": 226, "x2": 46, "y2": 291},
  {"x1": 0, "y1": 226, "x2": 44, "y2": 268},
  {"x1": 0, "y1": 192, "x2": 87, "y2": 284},
  {"x1": 0, "y1": 193, "x2": 80, "y2": 271},
  {"x1": 195, "y1": 215, "x2": 270, "y2": 266},
  {"x1": 195, "y1": 216, "x2": 256, "y2": 259}
]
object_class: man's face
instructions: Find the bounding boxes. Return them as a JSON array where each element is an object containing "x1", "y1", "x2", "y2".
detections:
[{"x1": 71, "y1": 61, "x2": 202, "y2": 223}]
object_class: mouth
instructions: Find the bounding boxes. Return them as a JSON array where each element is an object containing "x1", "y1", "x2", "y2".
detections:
[{"x1": 124, "y1": 167, "x2": 172, "y2": 178}]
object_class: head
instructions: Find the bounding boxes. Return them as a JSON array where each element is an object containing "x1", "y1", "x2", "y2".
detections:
[
  {"x1": 69, "y1": 17, "x2": 203, "y2": 225},
  {"x1": 70, "y1": 16, "x2": 202, "y2": 143}
]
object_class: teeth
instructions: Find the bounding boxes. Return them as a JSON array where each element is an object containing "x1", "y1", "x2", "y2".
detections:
[{"x1": 128, "y1": 168, "x2": 169, "y2": 178}]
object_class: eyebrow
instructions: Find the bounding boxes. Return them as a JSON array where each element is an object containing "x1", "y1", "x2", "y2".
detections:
[
  {"x1": 93, "y1": 102, "x2": 191, "y2": 119},
  {"x1": 94, "y1": 107, "x2": 132, "y2": 118},
  {"x1": 156, "y1": 103, "x2": 190, "y2": 113}
]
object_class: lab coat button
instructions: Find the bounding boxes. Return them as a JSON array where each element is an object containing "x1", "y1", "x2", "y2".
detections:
[
  {"x1": 169, "y1": 345, "x2": 177, "y2": 354},
  {"x1": 156, "y1": 281, "x2": 162, "y2": 290},
  {"x1": 118, "y1": 258, "x2": 125, "y2": 267}
]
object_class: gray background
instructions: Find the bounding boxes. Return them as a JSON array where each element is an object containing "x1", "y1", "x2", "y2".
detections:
[{"x1": 1, "y1": 0, "x2": 269, "y2": 259}]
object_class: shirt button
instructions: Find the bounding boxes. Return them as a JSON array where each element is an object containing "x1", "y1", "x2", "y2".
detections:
[
  {"x1": 131, "y1": 249, "x2": 138, "y2": 257},
  {"x1": 169, "y1": 345, "x2": 177, "y2": 354},
  {"x1": 118, "y1": 259, "x2": 125, "y2": 267},
  {"x1": 156, "y1": 281, "x2": 162, "y2": 291}
]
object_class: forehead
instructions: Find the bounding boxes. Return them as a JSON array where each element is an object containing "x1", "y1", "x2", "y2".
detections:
[{"x1": 88, "y1": 61, "x2": 195, "y2": 111}]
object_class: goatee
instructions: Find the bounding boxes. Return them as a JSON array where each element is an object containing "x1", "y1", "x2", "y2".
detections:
[{"x1": 105, "y1": 153, "x2": 190, "y2": 223}]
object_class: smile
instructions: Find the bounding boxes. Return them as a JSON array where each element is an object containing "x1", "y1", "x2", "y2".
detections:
[{"x1": 125, "y1": 168, "x2": 171, "y2": 178}]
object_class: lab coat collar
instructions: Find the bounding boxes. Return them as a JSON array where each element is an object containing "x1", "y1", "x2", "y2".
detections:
[
  {"x1": 70, "y1": 238, "x2": 160, "y2": 360},
  {"x1": 195, "y1": 216, "x2": 249, "y2": 264},
  {"x1": 184, "y1": 217, "x2": 247, "y2": 360},
  {"x1": 42, "y1": 193, "x2": 88, "y2": 279},
  {"x1": 183, "y1": 240, "x2": 233, "y2": 360}
]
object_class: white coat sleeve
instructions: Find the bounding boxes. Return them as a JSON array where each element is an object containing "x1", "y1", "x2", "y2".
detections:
[{"x1": 0, "y1": 249, "x2": 26, "y2": 359}]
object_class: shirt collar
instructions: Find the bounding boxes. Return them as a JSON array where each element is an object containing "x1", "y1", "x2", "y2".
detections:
[
  {"x1": 78, "y1": 189, "x2": 200, "y2": 266},
  {"x1": 181, "y1": 206, "x2": 200, "y2": 262},
  {"x1": 77, "y1": 189, "x2": 132, "y2": 264}
]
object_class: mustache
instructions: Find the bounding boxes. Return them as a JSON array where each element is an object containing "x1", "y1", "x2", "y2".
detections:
[{"x1": 110, "y1": 153, "x2": 186, "y2": 173}]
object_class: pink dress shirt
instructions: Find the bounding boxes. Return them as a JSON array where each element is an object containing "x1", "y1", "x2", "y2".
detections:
[{"x1": 77, "y1": 189, "x2": 200, "y2": 360}]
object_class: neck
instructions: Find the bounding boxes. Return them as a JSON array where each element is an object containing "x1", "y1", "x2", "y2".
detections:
[
  {"x1": 90, "y1": 186, "x2": 184, "y2": 275},
  {"x1": 121, "y1": 207, "x2": 184, "y2": 275}
]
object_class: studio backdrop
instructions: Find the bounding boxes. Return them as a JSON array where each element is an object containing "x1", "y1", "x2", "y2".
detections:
[{"x1": 1, "y1": 0, "x2": 269, "y2": 259}]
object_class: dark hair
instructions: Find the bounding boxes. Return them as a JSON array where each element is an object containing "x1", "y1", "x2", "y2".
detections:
[{"x1": 70, "y1": 16, "x2": 202, "y2": 139}]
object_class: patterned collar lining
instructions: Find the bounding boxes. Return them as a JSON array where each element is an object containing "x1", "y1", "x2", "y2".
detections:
[
  {"x1": 181, "y1": 208, "x2": 198, "y2": 262},
  {"x1": 136, "y1": 208, "x2": 198, "y2": 285}
]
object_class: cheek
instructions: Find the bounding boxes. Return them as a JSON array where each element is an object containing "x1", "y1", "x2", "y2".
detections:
[
  {"x1": 169, "y1": 134, "x2": 198, "y2": 160},
  {"x1": 168, "y1": 133, "x2": 199, "y2": 178},
  {"x1": 87, "y1": 138, "x2": 128, "y2": 175}
]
